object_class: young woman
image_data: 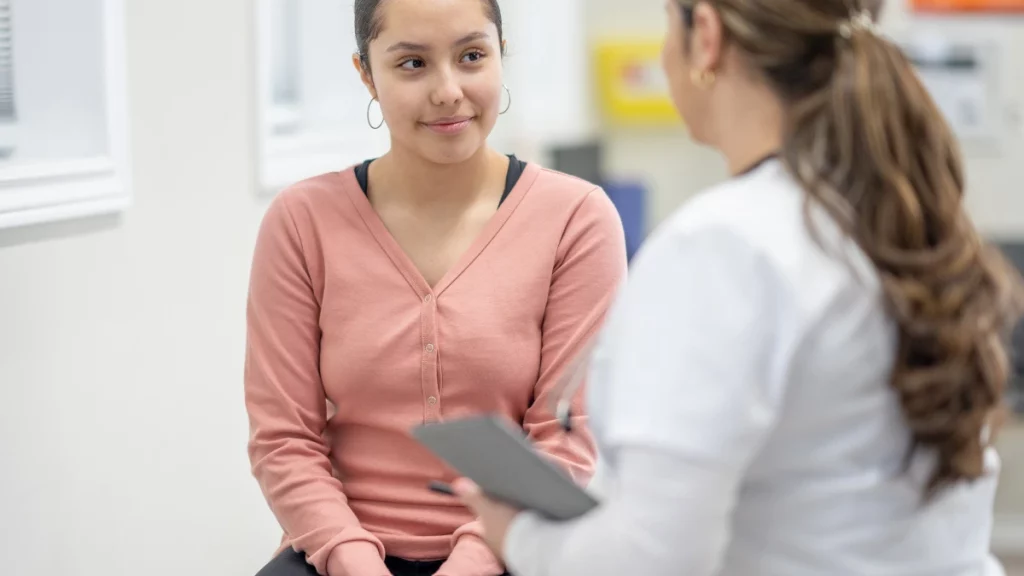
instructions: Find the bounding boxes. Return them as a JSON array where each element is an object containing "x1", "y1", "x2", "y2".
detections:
[
  {"x1": 243, "y1": 1, "x2": 627, "y2": 575},
  {"x1": 457, "y1": 1, "x2": 1024, "y2": 575}
]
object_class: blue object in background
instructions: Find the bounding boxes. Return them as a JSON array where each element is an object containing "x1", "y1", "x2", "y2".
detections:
[
  {"x1": 603, "y1": 180, "x2": 648, "y2": 262},
  {"x1": 543, "y1": 141, "x2": 647, "y2": 262},
  {"x1": 997, "y1": 241, "x2": 1024, "y2": 414}
]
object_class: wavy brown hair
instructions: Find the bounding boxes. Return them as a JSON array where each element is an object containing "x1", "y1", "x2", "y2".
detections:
[{"x1": 677, "y1": 0, "x2": 1024, "y2": 494}]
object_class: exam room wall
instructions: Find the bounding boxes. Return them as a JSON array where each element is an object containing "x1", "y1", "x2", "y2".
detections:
[
  {"x1": 584, "y1": 0, "x2": 1024, "y2": 560},
  {"x1": 0, "y1": 1, "x2": 285, "y2": 575}
]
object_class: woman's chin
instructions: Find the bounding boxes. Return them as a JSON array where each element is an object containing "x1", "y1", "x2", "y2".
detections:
[{"x1": 415, "y1": 135, "x2": 487, "y2": 165}]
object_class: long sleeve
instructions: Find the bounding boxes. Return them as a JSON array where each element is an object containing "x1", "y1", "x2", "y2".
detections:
[
  {"x1": 439, "y1": 188, "x2": 628, "y2": 576},
  {"x1": 506, "y1": 447, "x2": 738, "y2": 576},
  {"x1": 438, "y1": 522, "x2": 504, "y2": 576},
  {"x1": 524, "y1": 187, "x2": 627, "y2": 479},
  {"x1": 503, "y1": 225, "x2": 795, "y2": 576},
  {"x1": 244, "y1": 195, "x2": 389, "y2": 576}
]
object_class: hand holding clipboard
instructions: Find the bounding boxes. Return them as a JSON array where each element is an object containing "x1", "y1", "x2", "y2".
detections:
[{"x1": 412, "y1": 415, "x2": 598, "y2": 521}]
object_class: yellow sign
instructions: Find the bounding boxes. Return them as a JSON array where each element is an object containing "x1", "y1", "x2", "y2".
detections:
[{"x1": 594, "y1": 40, "x2": 679, "y2": 126}]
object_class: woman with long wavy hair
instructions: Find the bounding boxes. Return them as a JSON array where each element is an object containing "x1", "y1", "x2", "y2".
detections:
[{"x1": 453, "y1": 1, "x2": 1024, "y2": 575}]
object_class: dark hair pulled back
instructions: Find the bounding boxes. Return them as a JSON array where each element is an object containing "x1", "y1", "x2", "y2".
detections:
[{"x1": 354, "y1": 0, "x2": 505, "y2": 71}]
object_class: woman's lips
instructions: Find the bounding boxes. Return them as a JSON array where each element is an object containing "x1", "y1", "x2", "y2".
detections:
[{"x1": 423, "y1": 116, "x2": 473, "y2": 135}]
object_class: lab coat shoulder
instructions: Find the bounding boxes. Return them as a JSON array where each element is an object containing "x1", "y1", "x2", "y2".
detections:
[
  {"x1": 648, "y1": 162, "x2": 878, "y2": 329},
  {"x1": 659, "y1": 163, "x2": 807, "y2": 262},
  {"x1": 597, "y1": 173, "x2": 803, "y2": 463}
]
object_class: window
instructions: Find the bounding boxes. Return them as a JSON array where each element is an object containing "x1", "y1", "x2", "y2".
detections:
[
  {"x1": 268, "y1": 0, "x2": 301, "y2": 135},
  {"x1": 497, "y1": 0, "x2": 591, "y2": 152},
  {"x1": 254, "y1": 0, "x2": 389, "y2": 194},
  {"x1": 0, "y1": 0, "x2": 130, "y2": 230},
  {"x1": 0, "y1": 0, "x2": 16, "y2": 158}
]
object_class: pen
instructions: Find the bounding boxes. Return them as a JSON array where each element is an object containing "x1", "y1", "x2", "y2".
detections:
[{"x1": 428, "y1": 480, "x2": 456, "y2": 496}]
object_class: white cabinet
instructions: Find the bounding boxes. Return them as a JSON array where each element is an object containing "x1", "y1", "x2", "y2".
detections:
[{"x1": 0, "y1": 0, "x2": 130, "y2": 229}]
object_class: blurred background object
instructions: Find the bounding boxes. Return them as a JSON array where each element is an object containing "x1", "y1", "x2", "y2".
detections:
[
  {"x1": 0, "y1": 0, "x2": 17, "y2": 159},
  {"x1": 0, "y1": 0, "x2": 1022, "y2": 574}
]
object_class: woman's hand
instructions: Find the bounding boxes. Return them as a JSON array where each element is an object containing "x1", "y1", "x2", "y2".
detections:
[{"x1": 451, "y1": 478, "x2": 523, "y2": 558}]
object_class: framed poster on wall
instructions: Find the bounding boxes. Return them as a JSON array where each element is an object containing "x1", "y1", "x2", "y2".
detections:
[{"x1": 593, "y1": 39, "x2": 678, "y2": 127}]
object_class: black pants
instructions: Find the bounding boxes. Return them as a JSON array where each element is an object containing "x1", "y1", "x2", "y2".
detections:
[{"x1": 255, "y1": 548, "x2": 510, "y2": 576}]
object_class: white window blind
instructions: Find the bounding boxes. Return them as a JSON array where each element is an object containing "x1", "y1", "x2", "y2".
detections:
[{"x1": 0, "y1": 0, "x2": 14, "y2": 121}]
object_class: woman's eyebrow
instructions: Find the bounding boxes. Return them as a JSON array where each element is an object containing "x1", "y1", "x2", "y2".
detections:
[{"x1": 386, "y1": 31, "x2": 490, "y2": 53}]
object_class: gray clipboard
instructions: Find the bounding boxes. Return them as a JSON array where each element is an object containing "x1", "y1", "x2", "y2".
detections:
[{"x1": 411, "y1": 415, "x2": 599, "y2": 521}]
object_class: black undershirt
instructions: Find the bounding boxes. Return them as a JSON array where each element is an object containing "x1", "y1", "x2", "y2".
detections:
[{"x1": 354, "y1": 154, "x2": 527, "y2": 206}]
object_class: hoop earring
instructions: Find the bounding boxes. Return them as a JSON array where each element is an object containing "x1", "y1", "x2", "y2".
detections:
[
  {"x1": 500, "y1": 84, "x2": 511, "y2": 115},
  {"x1": 366, "y1": 98, "x2": 384, "y2": 129},
  {"x1": 690, "y1": 69, "x2": 716, "y2": 89}
]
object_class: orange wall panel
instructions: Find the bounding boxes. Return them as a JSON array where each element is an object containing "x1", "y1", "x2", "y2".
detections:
[{"x1": 912, "y1": 0, "x2": 1024, "y2": 11}]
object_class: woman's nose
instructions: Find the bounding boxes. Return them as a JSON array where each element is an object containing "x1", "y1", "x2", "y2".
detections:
[{"x1": 430, "y1": 69, "x2": 464, "y2": 106}]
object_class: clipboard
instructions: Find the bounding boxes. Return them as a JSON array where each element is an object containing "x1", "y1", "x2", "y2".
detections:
[{"x1": 411, "y1": 415, "x2": 599, "y2": 521}]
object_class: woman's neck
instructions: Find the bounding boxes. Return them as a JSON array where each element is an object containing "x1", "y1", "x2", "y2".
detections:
[
  {"x1": 714, "y1": 81, "x2": 785, "y2": 176},
  {"x1": 370, "y1": 144, "x2": 509, "y2": 209}
]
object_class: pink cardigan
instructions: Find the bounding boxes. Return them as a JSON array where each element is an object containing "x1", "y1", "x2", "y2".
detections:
[{"x1": 244, "y1": 163, "x2": 627, "y2": 576}]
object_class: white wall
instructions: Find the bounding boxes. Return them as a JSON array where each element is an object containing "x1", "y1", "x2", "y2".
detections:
[{"x1": 0, "y1": 0, "x2": 282, "y2": 574}]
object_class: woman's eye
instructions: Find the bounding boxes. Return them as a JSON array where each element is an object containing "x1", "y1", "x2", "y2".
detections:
[
  {"x1": 400, "y1": 58, "x2": 425, "y2": 70},
  {"x1": 461, "y1": 51, "x2": 484, "y2": 63}
]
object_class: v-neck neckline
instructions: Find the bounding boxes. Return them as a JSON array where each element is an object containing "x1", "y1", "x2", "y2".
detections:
[{"x1": 339, "y1": 162, "x2": 541, "y2": 299}]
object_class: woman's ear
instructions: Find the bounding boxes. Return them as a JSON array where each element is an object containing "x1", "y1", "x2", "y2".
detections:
[
  {"x1": 351, "y1": 53, "x2": 377, "y2": 99},
  {"x1": 690, "y1": 2, "x2": 725, "y2": 75}
]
